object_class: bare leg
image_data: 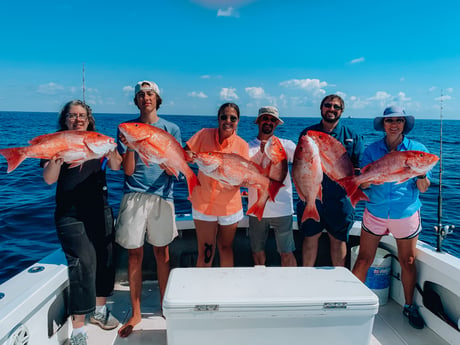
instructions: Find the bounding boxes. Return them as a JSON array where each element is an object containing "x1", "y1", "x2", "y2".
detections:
[
  {"x1": 118, "y1": 247, "x2": 143, "y2": 338},
  {"x1": 302, "y1": 232, "x2": 321, "y2": 266},
  {"x1": 96, "y1": 296, "x2": 107, "y2": 307},
  {"x1": 352, "y1": 229, "x2": 381, "y2": 282},
  {"x1": 195, "y1": 220, "x2": 218, "y2": 267},
  {"x1": 328, "y1": 233, "x2": 348, "y2": 267},
  {"x1": 217, "y1": 223, "x2": 238, "y2": 267},
  {"x1": 71, "y1": 314, "x2": 86, "y2": 330},
  {"x1": 153, "y1": 245, "x2": 170, "y2": 305},
  {"x1": 280, "y1": 252, "x2": 297, "y2": 267},
  {"x1": 396, "y1": 236, "x2": 418, "y2": 305},
  {"x1": 252, "y1": 251, "x2": 266, "y2": 265}
]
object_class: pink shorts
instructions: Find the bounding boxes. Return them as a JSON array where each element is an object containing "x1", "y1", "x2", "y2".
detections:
[{"x1": 362, "y1": 209, "x2": 421, "y2": 239}]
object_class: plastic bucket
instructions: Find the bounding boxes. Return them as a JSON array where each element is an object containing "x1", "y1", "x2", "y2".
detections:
[{"x1": 351, "y1": 246, "x2": 392, "y2": 305}]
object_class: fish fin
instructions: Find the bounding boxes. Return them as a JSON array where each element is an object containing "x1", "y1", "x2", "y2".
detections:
[
  {"x1": 247, "y1": 203, "x2": 265, "y2": 221},
  {"x1": 317, "y1": 185, "x2": 323, "y2": 203},
  {"x1": 0, "y1": 147, "x2": 27, "y2": 173},
  {"x1": 338, "y1": 176, "x2": 359, "y2": 198},
  {"x1": 268, "y1": 179, "x2": 284, "y2": 201},
  {"x1": 301, "y1": 203, "x2": 320, "y2": 223},
  {"x1": 184, "y1": 168, "x2": 199, "y2": 198},
  {"x1": 349, "y1": 188, "x2": 369, "y2": 207}
]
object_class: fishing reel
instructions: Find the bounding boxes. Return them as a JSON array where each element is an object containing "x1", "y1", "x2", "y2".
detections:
[{"x1": 434, "y1": 224, "x2": 455, "y2": 252}]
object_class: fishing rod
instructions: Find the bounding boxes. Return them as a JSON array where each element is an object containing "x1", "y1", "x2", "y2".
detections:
[
  {"x1": 434, "y1": 89, "x2": 454, "y2": 252},
  {"x1": 82, "y1": 63, "x2": 86, "y2": 103}
]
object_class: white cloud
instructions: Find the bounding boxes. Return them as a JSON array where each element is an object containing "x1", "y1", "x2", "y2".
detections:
[
  {"x1": 245, "y1": 87, "x2": 266, "y2": 99},
  {"x1": 201, "y1": 75, "x2": 211, "y2": 79},
  {"x1": 350, "y1": 57, "x2": 365, "y2": 64},
  {"x1": 37, "y1": 82, "x2": 64, "y2": 95},
  {"x1": 123, "y1": 86, "x2": 134, "y2": 94},
  {"x1": 220, "y1": 87, "x2": 239, "y2": 100},
  {"x1": 435, "y1": 95, "x2": 452, "y2": 102},
  {"x1": 445, "y1": 88, "x2": 453, "y2": 93},
  {"x1": 217, "y1": 7, "x2": 239, "y2": 17},
  {"x1": 400, "y1": 77, "x2": 405, "y2": 82},
  {"x1": 429, "y1": 86, "x2": 437, "y2": 92},
  {"x1": 368, "y1": 91, "x2": 392, "y2": 101},
  {"x1": 188, "y1": 91, "x2": 208, "y2": 98},
  {"x1": 280, "y1": 78, "x2": 327, "y2": 97},
  {"x1": 395, "y1": 92, "x2": 411, "y2": 102},
  {"x1": 336, "y1": 91, "x2": 347, "y2": 99}
]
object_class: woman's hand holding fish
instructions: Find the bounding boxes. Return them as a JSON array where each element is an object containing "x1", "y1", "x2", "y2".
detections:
[{"x1": 42, "y1": 157, "x2": 64, "y2": 185}]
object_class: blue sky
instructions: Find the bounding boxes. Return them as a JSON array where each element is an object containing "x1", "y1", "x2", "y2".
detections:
[{"x1": 0, "y1": 0, "x2": 458, "y2": 119}]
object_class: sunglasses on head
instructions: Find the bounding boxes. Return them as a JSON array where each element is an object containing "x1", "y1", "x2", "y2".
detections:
[
  {"x1": 220, "y1": 115, "x2": 238, "y2": 122},
  {"x1": 323, "y1": 103, "x2": 342, "y2": 111},
  {"x1": 384, "y1": 118, "x2": 405, "y2": 124},
  {"x1": 261, "y1": 115, "x2": 277, "y2": 123}
]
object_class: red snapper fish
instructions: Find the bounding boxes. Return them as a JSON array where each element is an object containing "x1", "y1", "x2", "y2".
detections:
[
  {"x1": 118, "y1": 122, "x2": 198, "y2": 197},
  {"x1": 339, "y1": 150, "x2": 439, "y2": 197},
  {"x1": 0, "y1": 130, "x2": 117, "y2": 173},
  {"x1": 193, "y1": 152, "x2": 284, "y2": 220},
  {"x1": 292, "y1": 135, "x2": 322, "y2": 222},
  {"x1": 307, "y1": 130, "x2": 369, "y2": 207},
  {"x1": 264, "y1": 136, "x2": 288, "y2": 182}
]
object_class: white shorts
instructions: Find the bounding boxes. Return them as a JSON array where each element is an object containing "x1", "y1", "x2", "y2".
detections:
[
  {"x1": 192, "y1": 208, "x2": 244, "y2": 226},
  {"x1": 115, "y1": 192, "x2": 178, "y2": 249}
]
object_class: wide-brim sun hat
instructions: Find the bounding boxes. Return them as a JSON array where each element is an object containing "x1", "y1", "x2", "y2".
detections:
[
  {"x1": 254, "y1": 106, "x2": 284, "y2": 124},
  {"x1": 134, "y1": 80, "x2": 160, "y2": 97},
  {"x1": 374, "y1": 105, "x2": 415, "y2": 134}
]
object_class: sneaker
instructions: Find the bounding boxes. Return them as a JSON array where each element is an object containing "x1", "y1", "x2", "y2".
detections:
[
  {"x1": 90, "y1": 308, "x2": 120, "y2": 330},
  {"x1": 69, "y1": 332, "x2": 87, "y2": 345},
  {"x1": 403, "y1": 304, "x2": 425, "y2": 329}
]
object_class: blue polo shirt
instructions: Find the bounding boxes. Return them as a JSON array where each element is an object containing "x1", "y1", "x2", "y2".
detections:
[
  {"x1": 299, "y1": 121, "x2": 364, "y2": 202},
  {"x1": 362, "y1": 136, "x2": 431, "y2": 219},
  {"x1": 117, "y1": 117, "x2": 182, "y2": 201}
]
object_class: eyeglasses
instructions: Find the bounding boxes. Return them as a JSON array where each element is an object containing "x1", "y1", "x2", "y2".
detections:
[
  {"x1": 67, "y1": 113, "x2": 88, "y2": 120},
  {"x1": 384, "y1": 118, "x2": 405, "y2": 124},
  {"x1": 261, "y1": 115, "x2": 277, "y2": 123},
  {"x1": 220, "y1": 115, "x2": 238, "y2": 122},
  {"x1": 323, "y1": 103, "x2": 342, "y2": 111}
]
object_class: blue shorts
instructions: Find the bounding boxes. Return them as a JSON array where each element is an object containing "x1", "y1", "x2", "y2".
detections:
[{"x1": 296, "y1": 198, "x2": 354, "y2": 242}]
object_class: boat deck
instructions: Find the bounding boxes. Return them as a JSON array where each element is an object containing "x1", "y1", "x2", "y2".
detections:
[{"x1": 86, "y1": 280, "x2": 448, "y2": 345}]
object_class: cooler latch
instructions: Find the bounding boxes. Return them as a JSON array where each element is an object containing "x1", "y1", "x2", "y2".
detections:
[
  {"x1": 323, "y1": 302, "x2": 347, "y2": 309},
  {"x1": 194, "y1": 304, "x2": 219, "y2": 311}
]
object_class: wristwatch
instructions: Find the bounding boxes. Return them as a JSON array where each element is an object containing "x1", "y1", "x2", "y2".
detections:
[{"x1": 417, "y1": 174, "x2": 427, "y2": 180}]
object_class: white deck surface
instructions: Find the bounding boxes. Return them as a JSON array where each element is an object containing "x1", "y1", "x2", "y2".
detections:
[{"x1": 85, "y1": 280, "x2": 448, "y2": 345}]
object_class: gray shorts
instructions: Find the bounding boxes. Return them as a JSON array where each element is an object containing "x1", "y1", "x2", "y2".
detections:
[
  {"x1": 115, "y1": 192, "x2": 178, "y2": 249},
  {"x1": 248, "y1": 215, "x2": 295, "y2": 254}
]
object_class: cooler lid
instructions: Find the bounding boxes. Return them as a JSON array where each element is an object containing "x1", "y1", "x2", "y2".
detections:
[{"x1": 163, "y1": 266, "x2": 378, "y2": 310}]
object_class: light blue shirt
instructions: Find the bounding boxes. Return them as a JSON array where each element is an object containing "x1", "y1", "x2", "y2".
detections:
[
  {"x1": 362, "y1": 136, "x2": 431, "y2": 219},
  {"x1": 117, "y1": 117, "x2": 182, "y2": 201}
]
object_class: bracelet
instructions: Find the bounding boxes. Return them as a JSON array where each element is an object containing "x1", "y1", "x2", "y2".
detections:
[
  {"x1": 127, "y1": 148, "x2": 135, "y2": 152},
  {"x1": 417, "y1": 174, "x2": 426, "y2": 180}
]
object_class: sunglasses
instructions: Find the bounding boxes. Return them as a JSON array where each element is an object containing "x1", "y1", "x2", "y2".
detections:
[
  {"x1": 323, "y1": 103, "x2": 342, "y2": 110},
  {"x1": 67, "y1": 113, "x2": 88, "y2": 120},
  {"x1": 220, "y1": 115, "x2": 238, "y2": 122},
  {"x1": 261, "y1": 115, "x2": 278, "y2": 123},
  {"x1": 384, "y1": 118, "x2": 405, "y2": 124}
]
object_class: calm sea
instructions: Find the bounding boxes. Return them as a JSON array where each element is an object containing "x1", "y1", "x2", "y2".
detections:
[{"x1": 0, "y1": 112, "x2": 459, "y2": 284}]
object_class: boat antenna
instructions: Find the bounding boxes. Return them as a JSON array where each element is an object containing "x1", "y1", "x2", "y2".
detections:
[
  {"x1": 434, "y1": 89, "x2": 454, "y2": 251},
  {"x1": 82, "y1": 63, "x2": 86, "y2": 103}
]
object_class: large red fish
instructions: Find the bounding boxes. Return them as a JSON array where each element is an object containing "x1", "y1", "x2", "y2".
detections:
[
  {"x1": 264, "y1": 136, "x2": 288, "y2": 182},
  {"x1": 292, "y1": 135, "x2": 322, "y2": 222},
  {"x1": 193, "y1": 152, "x2": 284, "y2": 220},
  {"x1": 339, "y1": 150, "x2": 439, "y2": 197},
  {"x1": 0, "y1": 131, "x2": 117, "y2": 173},
  {"x1": 118, "y1": 122, "x2": 198, "y2": 197},
  {"x1": 307, "y1": 130, "x2": 369, "y2": 207}
]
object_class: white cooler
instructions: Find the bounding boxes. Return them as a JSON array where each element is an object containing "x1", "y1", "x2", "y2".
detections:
[{"x1": 163, "y1": 266, "x2": 379, "y2": 345}]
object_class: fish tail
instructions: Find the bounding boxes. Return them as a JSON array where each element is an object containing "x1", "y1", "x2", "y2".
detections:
[
  {"x1": 0, "y1": 147, "x2": 27, "y2": 173},
  {"x1": 268, "y1": 179, "x2": 284, "y2": 201},
  {"x1": 301, "y1": 203, "x2": 320, "y2": 223},
  {"x1": 247, "y1": 201, "x2": 265, "y2": 221},
  {"x1": 349, "y1": 188, "x2": 369, "y2": 208},
  {"x1": 338, "y1": 176, "x2": 359, "y2": 199},
  {"x1": 184, "y1": 169, "x2": 199, "y2": 198}
]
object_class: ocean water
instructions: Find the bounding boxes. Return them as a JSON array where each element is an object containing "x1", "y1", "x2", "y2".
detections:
[{"x1": 0, "y1": 112, "x2": 459, "y2": 284}]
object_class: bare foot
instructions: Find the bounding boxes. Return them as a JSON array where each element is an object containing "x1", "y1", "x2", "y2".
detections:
[{"x1": 118, "y1": 316, "x2": 141, "y2": 338}]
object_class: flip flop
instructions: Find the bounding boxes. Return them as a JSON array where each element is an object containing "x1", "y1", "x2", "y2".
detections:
[{"x1": 118, "y1": 324, "x2": 134, "y2": 338}]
